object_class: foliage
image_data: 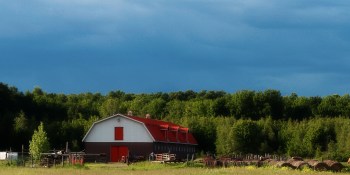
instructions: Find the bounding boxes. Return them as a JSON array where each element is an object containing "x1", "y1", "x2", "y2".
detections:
[
  {"x1": 13, "y1": 111, "x2": 28, "y2": 133},
  {"x1": 2, "y1": 82, "x2": 350, "y2": 161},
  {"x1": 230, "y1": 120, "x2": 262, "y2": 154},
  {"x1": 216, "y1": 118, "x2": 235, "y2": 155},
  {"x1": 181, "y1": 116, "x2": 217, "y2": 152},
  {"x1": 29, "y1": 122, "x2": 50, "y2": 161}
]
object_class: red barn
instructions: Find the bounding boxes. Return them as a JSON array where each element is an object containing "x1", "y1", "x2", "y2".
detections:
[{"x1": 82, "y1": 114, "x2": 197, "y2": 162}]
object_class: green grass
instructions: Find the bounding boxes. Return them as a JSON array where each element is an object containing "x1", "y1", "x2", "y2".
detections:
[{"x1": 0, "y1": 161, "x2": 349, "y2": 175}]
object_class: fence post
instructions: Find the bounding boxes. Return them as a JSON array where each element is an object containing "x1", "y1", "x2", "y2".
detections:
[
  {"x1": 9, "y1": 147, "x2": 12, "y2": 165},
  {"x1": 62, "y1": 155, "x2": 64, "y2": 167},
  {"x1": 22, "y1": 145, "x2": 24, "y2": 166}
]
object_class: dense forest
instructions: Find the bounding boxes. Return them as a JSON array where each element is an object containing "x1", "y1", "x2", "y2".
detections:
[{"x1": 1, "y1": 82, "x2": 350, "y2": 161}]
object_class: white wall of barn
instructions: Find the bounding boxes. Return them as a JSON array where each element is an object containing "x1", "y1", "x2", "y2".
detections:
[{"x1": 84, "y1": 116, "x2": 154, "y2": 143}]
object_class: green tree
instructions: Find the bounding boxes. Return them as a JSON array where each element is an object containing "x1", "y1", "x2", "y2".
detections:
[
  {"x1": 182, "y1": 116, "x2": 217, "y2": 153},
  {"x1": 13, "y1": 111, "x2": 28, "y2": 133},
  {"x1": 99, "y1": 98, "x2": 121, "y2": 117},
  {"x1": 228, "y1": 90, "x2": 256, "y2": 119},
  {"x1": 142, "y1": 98, "x2": 166, "y2": 119},
  {"x1": 284, "y1": 120, "x2": 309, "y2": 157},
  {"x1": 12, "y1": 111, "x2": 32, "y2": 148},
  {"x1": 218, "y1": 119, "x2": 262, "y2": 154},
  {"x1": 304, "y1": 118, "x2": 335, "y2": 157},
  {"x1": 336, "y1": 95, "x2": 350, "y2": 117},
  {"x1": 127, "y1": 95, "x2": 151, "y2": 116},
  {"x1": 166, "y1": 100, "x2": 185, "y2": 118},
  {"x1": 212, "y1": 97, "x2": 230, "y2": 117},
  {"x1": 254, "y1": 90, "x2": 284, "y2": 119},
  {"x1": 216, "y1": 118, "x2": 235, "y2": 155},
  {"x1": 317, "y1": 95, "x2": 340, "y2": 117},
  {"x1": 284, "y1": 95, "x2": 312, "y2": 120},
  {"x1": 184, "y1": 100, "x2": 214, "y2": 117},
  {"x1": 29, "y1": 122, "x2": 50, "y2": 161},
  {"x1": 232, "y1": 120, "x2": 262, "y2": 154},
  {"x1": 334, "y1": 118, "x2": 350, "y2": 161},
  {"x1": 169, "y1": 90, "x2": 196, "y2": 101},
  {"x1": 257, "y1": 117, "x2": 278, "y2": 153}
]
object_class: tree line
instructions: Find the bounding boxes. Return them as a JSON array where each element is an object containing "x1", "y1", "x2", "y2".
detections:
[{"x1": 1, "y1": 82, "x2": 350, "y2": 161}]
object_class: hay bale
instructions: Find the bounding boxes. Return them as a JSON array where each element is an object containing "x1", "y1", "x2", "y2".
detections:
[
  {"x1": 291, "y1": 156, "x2": 303, "y2": 161},
  {"x1": 348, "y1": 158, "x2": 350, "y2": 164},
  {"x1": 308, "y1": 160, "x2": 329, "y2": 171},
  {"x1": 276, "y1": 161, "x2": 294, "y2": 169},
  {"x1": 266, "y1": 159, "x2": 278, "y2": 166},
  {"x1": 247, "y1": 160, "x2": 263, "y2": 167},
  {"x1": 289, "y1": 160, "x2": 310, "y2": 169},
  {"x1": 323, "y1": 160, "x2": 344, "y2": 172}
]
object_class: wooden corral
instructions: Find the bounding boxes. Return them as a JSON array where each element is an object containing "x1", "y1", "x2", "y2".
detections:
[
  {"x1": 323, "y1": 160, "x2": 344, "y2": 172},
  {"x1": 218, "y1": 157, "x2": 231, "y2": 167},
  {"x1": 307, "y1": 160, "x2": 329, "y2": 171},
  {"x1": 203, "y1": 156, "x2": 218, "y2": 167},
  {"x1": 152, "y1": 153, "x2": 179, "y2": 163},
  {"x1": 70, "y1": 153, "x2": 84, "y2": 165},
  {"x1": 40, "y1": 151, "x2": 107, "y2": 167},
  {"x1": 40, "y1": 151, "x2": 65, "y2": 167}
]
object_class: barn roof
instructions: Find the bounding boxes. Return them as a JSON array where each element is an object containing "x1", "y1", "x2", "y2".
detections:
[
  {"x1": 127, "y1": 115, "x2": 197, "y2": 145},
  {"x1": 82, "y1": 114, "x2": 197, "y2": 145}
]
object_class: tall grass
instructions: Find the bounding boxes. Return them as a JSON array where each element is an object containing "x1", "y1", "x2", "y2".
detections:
[{"x1": 0, "y1": 162, "x2": 349, "y2": 175}]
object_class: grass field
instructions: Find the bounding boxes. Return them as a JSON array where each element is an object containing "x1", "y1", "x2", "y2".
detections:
[{"x1": 1, "y1": 161, "x2": 350, "y2": 175}]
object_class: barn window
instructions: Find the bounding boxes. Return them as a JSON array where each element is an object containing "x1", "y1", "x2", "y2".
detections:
[{"x1": 114, "y1": 127, "x2": 124, "y2": 140}]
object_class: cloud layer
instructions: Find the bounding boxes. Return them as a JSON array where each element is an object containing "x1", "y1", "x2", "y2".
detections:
[{"x1": 1, "y1": 0, "x2": 349, "y2": 95}]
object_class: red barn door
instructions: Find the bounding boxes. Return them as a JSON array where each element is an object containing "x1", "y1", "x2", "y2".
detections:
[{"x1": 110, "y1": 146, "x2": 129, "y2": 162}]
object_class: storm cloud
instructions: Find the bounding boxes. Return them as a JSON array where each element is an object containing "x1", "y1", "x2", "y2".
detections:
[{"x1": 1, "y1": 0, "x2": 349, "y2": 95}]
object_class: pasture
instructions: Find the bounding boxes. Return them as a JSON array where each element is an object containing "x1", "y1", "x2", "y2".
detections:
[{"x1": 1, "y1": 162, "x2": 350, "y2": 175}]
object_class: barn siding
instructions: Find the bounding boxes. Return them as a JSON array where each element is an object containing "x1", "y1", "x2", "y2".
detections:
[
  {"x1": 85, "y1": 142, "x2": 153, "y2": 162},
  {"x1": 85, "y1": 142, "x2": 196, "y2": 161},
  {"x1": 153, "y1": 142, "x2": 196, "y2": 159}
]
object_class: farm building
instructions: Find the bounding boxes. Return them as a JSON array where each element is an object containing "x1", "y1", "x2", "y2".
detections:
[
  {"x1": 82, "y1": 114, "x2": 197, "y2": 162},
  {"x1": 0, "y1": 152, "x2": 18, "y2": 160}
]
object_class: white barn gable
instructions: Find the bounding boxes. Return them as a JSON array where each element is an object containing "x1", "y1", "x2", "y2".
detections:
[{"x1": 83, "y1": 115, "x2": 154, "y2": 143}]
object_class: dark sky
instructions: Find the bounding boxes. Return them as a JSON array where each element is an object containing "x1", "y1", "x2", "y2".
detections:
[{"x1": 1, "y1": 1, "x2": 349, "y2": 96}]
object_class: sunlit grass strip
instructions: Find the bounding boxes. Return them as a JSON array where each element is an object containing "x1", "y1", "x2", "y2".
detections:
[{"x1": 0, "y1": 162, "x2": 349, "y2": 175}]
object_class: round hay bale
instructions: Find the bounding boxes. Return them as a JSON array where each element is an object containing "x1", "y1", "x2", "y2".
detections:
[
  {"x1": 291, "y1": 156, "x2": 303, "y2": 161},
  {"x1": 276, "y1": 161, "x2": 294, "y2": 169},
  {"x1": 323, "y1": 160, "x2": 344, "y2": 172},
  {"x1": 308, "y1": 160, "x2": 328, "y2": 171},
  {"x1": 266, "y1": 159, "x2": 278, "y2": 166},
  {"x1": 248, "y1": 160, "x2": 263, "y2": 167},
  {"x1": 348, "y1": 158, "x2": 350, "y2": 164},
  {"x1": 290, "y1": 160, "x2": 310, "y2": 169}
]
